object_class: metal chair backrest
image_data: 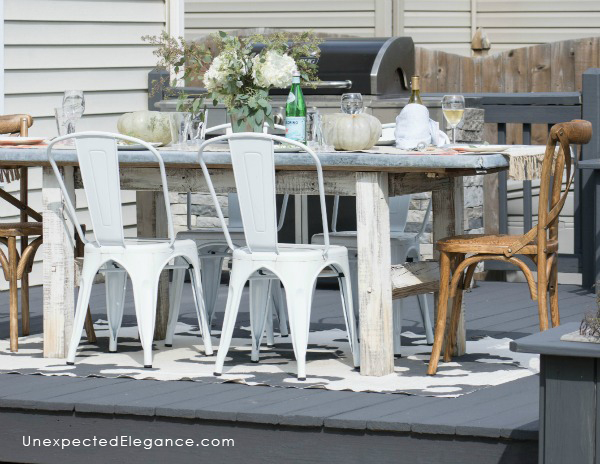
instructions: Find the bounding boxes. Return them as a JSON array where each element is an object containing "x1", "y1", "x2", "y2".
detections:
[
  {"x1": 198, "y1": 133, "x2": 329, "y2": 254},
  {"x1": 47, "y1": 131, "x2": 175, "y2": 247},
  {"x1": 227, "y1": 193, "x2": 243, "y2": 229},
  {"x1": 331, "y1": 194, "x2": 412, "y2": 233},
  {"x1": 506, "y1": 120, "x2": 592, "y2": 257},
  {"x1": 389, "y1": 195, "x2": 411, "y2": 233},
  {"x1": 192, "y1": 122, "x2": 286, "y2": 231}
]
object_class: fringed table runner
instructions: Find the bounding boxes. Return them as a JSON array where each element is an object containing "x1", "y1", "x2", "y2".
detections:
[
  {"x1": 334, "y1": 145, "x2": 547, "y2": 181},
  {"x1": 184, "y1": 143, "x2": 548, "y2": 181}
]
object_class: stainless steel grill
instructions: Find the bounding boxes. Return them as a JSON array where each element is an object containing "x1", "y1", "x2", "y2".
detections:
[{"x1": 270, "y1": 36, "x2": 415, "y2": 97}]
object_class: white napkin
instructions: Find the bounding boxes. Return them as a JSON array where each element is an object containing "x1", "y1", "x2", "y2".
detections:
[{"x1": 394, "y1": 103, "x2": 449, "y2": 149}]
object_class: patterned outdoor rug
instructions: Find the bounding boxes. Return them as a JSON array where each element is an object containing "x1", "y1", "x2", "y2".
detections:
[{"x1": 0, "y1": 321, "x2": 539, "y2": 397}]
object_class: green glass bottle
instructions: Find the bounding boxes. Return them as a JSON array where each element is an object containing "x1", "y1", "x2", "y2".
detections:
[{"x1": 285, "y1": 71, "x2": 307, "y2": 143}]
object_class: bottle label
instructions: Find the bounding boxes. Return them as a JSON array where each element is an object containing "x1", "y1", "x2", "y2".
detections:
[
  {"x1": 285, "y1": 117, "x2": 306, "y2": 142},
  {"x1": 287, "y1": 93, "x2": 296, "y2": 104}
]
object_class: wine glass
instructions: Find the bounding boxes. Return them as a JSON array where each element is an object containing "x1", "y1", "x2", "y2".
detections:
[
  {"x1": 341, "y1": 93, "x2": 364, "y2": 114},
  {"x1": 62, "y1": 90, "x2": 85, "y2": 133},
  {"x1": 441, "y1": 95, "x2": 465, "y2": 144}
]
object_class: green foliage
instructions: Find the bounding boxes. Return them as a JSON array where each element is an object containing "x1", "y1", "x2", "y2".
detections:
[{"x1": 142, "y1": 31, "x2": 212, "y2": 118}]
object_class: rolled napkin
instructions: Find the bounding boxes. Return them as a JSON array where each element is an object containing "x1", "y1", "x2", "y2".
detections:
[{"x1": 394, "y1": 103, "x2": 449, "y2": 149}]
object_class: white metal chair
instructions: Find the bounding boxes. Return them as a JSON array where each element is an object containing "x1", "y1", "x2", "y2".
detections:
[
  {"x1": 195, "y1": 132, "x2": 359, "y2": 380},
  {"x1": 47, "y1": 132, "x2": 213, "y2": 368},
  {"x1": 312, "y1": 194, "x2": 434, "y2": 352},
  {"x1": 169, "y1": 122, "x2": 289, "y2": 347}
]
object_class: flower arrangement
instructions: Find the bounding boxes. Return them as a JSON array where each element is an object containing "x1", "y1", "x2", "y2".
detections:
[
  {"x1": 204, "y1": 31, "x2": 321, "y2": 131},
  {"x1": 144, "y1": 30, "x2": 321, "y2": 132}
]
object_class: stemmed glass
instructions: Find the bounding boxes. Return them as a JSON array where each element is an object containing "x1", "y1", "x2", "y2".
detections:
[
  {"x1": 341, "y1": 93, "x2": 364, "y2": 114},
  {"x1": 441, "y1": 95, "x2": 465, "y2": 144},
  {"x1": 62, "y1": 90, "x2": 85, "y2": 134}
]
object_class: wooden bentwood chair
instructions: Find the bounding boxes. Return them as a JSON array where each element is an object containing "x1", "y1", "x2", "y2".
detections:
[
  {"x1": 428, "y1": 119, "x2": 593, "y2": 375},
  {"x1": 0, "y1": 114, "x2": 43, "y2": 352}
]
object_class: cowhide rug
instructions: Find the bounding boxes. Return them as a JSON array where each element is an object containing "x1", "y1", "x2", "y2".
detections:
[{"x1": 0, "y1": 320, "x2": 539, "y2": 397}]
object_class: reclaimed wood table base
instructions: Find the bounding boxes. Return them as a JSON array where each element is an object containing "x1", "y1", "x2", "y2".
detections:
[
  {"x1": 42, "y1": 166, "x2": 75, "y2": 358},
  {"x1": 356, "y1": 171, "x2": 394, "y2": 376}
]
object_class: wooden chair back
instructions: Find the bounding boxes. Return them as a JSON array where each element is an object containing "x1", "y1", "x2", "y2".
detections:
[
  {"x1": 541, "y1": 121, "x2": 592, "y2": 244},
  {"x1": 0, "y1": 114, "x2": 33, "y2": 136},
  {"x1": 506, "y1": 120, "x2": 592, "y2": 258}
]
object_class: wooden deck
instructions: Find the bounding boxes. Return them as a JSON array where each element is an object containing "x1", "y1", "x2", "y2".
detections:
[{"x1": 0, "y1": 280, "x2": 595, "y2": 464}]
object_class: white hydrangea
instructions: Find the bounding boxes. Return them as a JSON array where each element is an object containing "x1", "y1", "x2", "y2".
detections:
[
  {"x1": 252, "y1": 51, "x2": 297, "y2": 89},
  {"x1": 203, "y1": 54, "x2": 229, "y2": 92}
]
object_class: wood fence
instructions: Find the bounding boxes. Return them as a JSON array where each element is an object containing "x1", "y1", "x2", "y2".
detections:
[{"x1": 416, "y1": 36, "x2": 600, "y2": 144}]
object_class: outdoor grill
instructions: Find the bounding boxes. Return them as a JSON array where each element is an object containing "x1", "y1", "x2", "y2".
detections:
[{"x1": 269, "y1": 36, "x2": 415, "y2": 97}]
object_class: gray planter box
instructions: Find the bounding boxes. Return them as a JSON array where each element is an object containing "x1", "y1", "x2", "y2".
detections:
[{"x1": 511, "y1": 322, "x2": 600, "y2": 464}]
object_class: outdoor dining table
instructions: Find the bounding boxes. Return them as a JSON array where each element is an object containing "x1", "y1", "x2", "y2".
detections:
[{"x1": 0, "y1": 145, "x2": 544, "y2": 377}]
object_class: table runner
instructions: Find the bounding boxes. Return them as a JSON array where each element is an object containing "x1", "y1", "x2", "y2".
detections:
[
  {"x1": 0, "y1": 142, "x2": 547, "y2": 182},
  {"x1": 190, "y1": 143, "x2": 548, "y2": 181}
]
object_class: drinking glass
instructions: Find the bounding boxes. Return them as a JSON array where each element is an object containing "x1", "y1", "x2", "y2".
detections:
[
  {"x1": 62, "y1": 90, "x2": 85, "y2": 133},
  {"x1": 54, "y1": 107, "x2": 69, "y2": 136},
  {"x1": 187, "y1": 109, "x2": 207, "y2": 146},
  {"x1": 307, "y1": 108, "x2": 321, "y2": 147},
  {"x1": 341, "y1": 93, "x2": 364, "y2": 114},
  {"x1": 441, "y1": 94, "x2": 465, "y2": 144},
  {"x1": 169, "y1": 112, "x2": 192, "y2": 149}
]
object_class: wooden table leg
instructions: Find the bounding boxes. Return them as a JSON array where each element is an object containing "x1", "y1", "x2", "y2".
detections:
[
  {"x1": 136, "y1": 191, "x2": 169, "y2": 340},
  {"x1": 42, "y1": 166, "x2": 75, "y2": 358},
  {"x1": 356, "y1": 171, "x2": 394, "y2": 376},
  {"x1": 432, "y1": 176, "x2": 466, "y2": 356}
]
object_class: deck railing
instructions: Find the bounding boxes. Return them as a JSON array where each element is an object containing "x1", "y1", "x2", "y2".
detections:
[{"x1": 476, "y1": 92, "x2": 582, "y2": 275}]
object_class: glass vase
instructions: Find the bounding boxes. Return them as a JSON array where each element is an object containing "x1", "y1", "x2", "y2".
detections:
[{"x1": 230, "y1": 110, "x2": 263, "y2": 133}]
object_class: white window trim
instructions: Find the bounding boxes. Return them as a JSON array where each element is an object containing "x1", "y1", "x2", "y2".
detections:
[{"x1": 167, "y1": 0, "x2": 184, "y2": 38}]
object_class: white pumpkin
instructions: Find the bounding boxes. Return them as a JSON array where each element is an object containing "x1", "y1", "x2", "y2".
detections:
[
  {"x1": 117, "y1": 111, "x2": 172, "y2": 145},
  {"x1": 322, "y1": 113, "x2": 382, "y2": 150}
]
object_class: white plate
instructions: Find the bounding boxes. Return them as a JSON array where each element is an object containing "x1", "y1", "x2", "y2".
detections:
[
  {"x1": 448, "y1": 144, "x2": 508, "y2": 153},
  {"x1": 117, "y1": 142, "x2": 163, "y2": 151},
  {"x1": 275, "y1": 146, "x2": 302, "y2": 153},
  {"x1": 0, "y1": 136, "x2": 46, "y2": 145},
  {"x1": 190, "y1": 142, "x2": 302, "y2": 153}
]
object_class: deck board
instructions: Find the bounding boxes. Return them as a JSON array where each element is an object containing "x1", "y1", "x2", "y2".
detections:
[{"x1": 0, "y1": 280, "x2": 592, "y2": 450}]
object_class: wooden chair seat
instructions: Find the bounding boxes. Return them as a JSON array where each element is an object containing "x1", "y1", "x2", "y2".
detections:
[
  {"x1": 437, "y1": 234, "x2": 558, "y2": 255},
  {"x1": 0, "y1": 222, "x2": 42, "y2": 237}
]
